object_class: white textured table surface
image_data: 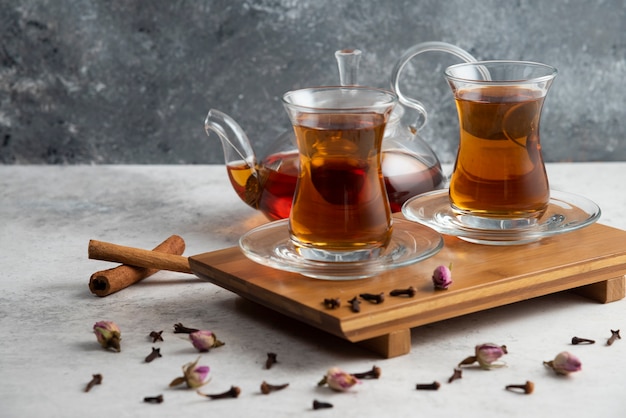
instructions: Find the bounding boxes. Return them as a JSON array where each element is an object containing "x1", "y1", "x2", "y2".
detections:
[{"x1": 1, "y1": 163, "x2": 625, "y2": 418}]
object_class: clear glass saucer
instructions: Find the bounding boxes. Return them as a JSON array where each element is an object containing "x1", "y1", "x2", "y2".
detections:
[
  {"x1": 239, "y1": 219, "x2": 444, "y2": 280},
  {"x1": 402, "y1": 189, "x2": 601, "y2": 245}
]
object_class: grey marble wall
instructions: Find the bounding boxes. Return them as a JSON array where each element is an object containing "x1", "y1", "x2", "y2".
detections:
[{"x1": 1, "y1": 0, "x2": 624, "y2": 164}]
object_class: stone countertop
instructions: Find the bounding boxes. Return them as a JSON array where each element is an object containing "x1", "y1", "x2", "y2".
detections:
[{"x1": 1, "y1": 163, "x2": 625, "y2": 417}]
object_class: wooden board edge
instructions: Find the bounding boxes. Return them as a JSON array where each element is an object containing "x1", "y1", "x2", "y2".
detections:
[
  {"x1": 188, "y1": 255, "x2": 349, "y2": 339},
  {"x1": 338, "y1": 263, "x2": 626, "y2": 342}
]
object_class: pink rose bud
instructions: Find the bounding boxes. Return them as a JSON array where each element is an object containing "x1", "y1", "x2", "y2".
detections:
[
  {"x1": 475, "y1": 343, "x2": 508, "y2": 368},
  {"x1": 545, "y1": 351, "x2": 582, "y2": 375},
  {"x1": 432, "y1": 264, "x2": 452, "y2": 289},
  {"x1": 189, "y1": 330, "x2": 225, "y2": 352},
  {"x1": 169, "y1": 357, "x2": 211, "y2": 389},
  {"x1": 93, "y1": 321, "x2": 121, "y2": 352},
  {"x1": 186, "y1": 364, "x2": 211, "y2": 388},
  {"x1": 318, "y1": 367, "x2": 361, "y2": 392},
  {"x1": 458, "y1": 343, "x2": 508, "y2": 369}
]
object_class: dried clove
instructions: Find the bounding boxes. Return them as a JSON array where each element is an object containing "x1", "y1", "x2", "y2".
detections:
[
  {"x1": 571, "y1": 336, "x2": 595, "y2": 345},
  {"x1": 197, "y1": 385, "x2": 241, "y2": 400},
  {"x1": 173, "y1": 322, "x2": 199, "y2": 334},
  {"x1": 84, "y1": 373, "x2": 103, "y2": 392},
  {"x1": 607, "y1": 329, "x2": 621, "y2": 346},
  {"x1": 323, "y1": 297, "x2": 341, "y2": 309},
  {"x1": 389, "y1": 286, "x2": 417, "y2": 297},
  {"x1": 149, "y1": 330, "x2": 164, "y2": 343},
  {"x1": 351, "y1": 365, "x2": 381, "y2": 379},
  {"x1": 348, "y1": 296, "x2": 361, "y2": 313},
  {"x1": 505, "y1": 381, "x2": 534, "y2": 394},
  {"x1": 143, "y1": 394, "x2": 164, "y2": 404},
  {"x1": 448, "y1": 368, "x2": 462, "y2": 383},
  {"x1": 359, "y1": 292, "x2": 385, "y2": 304},
  {"x1": 145, "y1": 347, "x2": 162, "y2": 363},
  {"x1": 415, "y1": 381, "x2": 441, "y2": 390},
  {"x1": 265, "y1": 352, "x2": 278, "y2": 369},
  {"x1": 313, "y1": 399, "x2": 333, "y2": 410},
  {"x1": 260, "y1": 381, "x2": 289, "y2": 394}
]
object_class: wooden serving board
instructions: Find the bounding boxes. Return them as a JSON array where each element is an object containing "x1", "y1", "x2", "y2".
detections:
[{"x1": 189, "y1": 222, "x2": 626, "y2": 358}]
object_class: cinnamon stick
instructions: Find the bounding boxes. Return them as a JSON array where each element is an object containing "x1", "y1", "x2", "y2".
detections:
[
  {"x1": 89, "y1": 235, "x2": 189, "y2": 297},
  {"x1": 88, "y1": 238, "x2": 192, "y2": 273}
]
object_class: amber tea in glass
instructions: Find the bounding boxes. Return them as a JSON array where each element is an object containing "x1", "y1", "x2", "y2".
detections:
[
  {"x1": 445, "y1": 61, "x2": 557, "y2": 226},
  {"x1": 282, "y1": 87, "x2": 397, "y2": 261}
]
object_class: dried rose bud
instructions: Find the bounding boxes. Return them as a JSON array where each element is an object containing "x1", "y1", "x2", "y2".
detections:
[
  {"x1": 476, "y1": 343, "x2": 508, "y2": 368},
  {"x1": 318, "y1": 367, "x2": 361, "y2": 392},
  {"x1": 169, "y1": 357, "x2": 211, "y2": 389},
  {"x1": 189, "y1": 330, "x2": 225, "y2": 352},
  {"x1": 458, "y1": 343, "x2": 508, "y2": 369},
  {"x1": 93, "y1": 321, "x2": 121, "y2": 352},
  {"x1": 432, "y1": 264, "x2": 452, "y2": 289},
  {"x1": 544, "y1": 351, "x2": 581, "y2": 375}
]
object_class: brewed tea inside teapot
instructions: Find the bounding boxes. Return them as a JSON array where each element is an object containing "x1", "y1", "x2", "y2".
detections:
[{"x1": 205, "y1": 42, "x2": 476, "y2": 220}]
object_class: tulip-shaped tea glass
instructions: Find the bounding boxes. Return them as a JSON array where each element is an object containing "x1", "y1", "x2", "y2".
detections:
[
  {"x1": 444, "y1": 61, "x2": 557, "y2": 228},
  {"x1": 282, "y1": 86, "x2": 397, "y2": 262}
]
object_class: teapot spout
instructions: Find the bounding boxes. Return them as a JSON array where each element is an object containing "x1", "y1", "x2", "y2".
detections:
[
  {"x1": 205, "y1": 109, "x2": 256, "y2": 169},
  {"x1": 204, "y1": 109, "x2": 262, "y2": 210}
]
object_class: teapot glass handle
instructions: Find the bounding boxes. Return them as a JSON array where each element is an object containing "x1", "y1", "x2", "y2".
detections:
[{"x1": 390, "y1": 41, "x2": 477, "y2": 131}]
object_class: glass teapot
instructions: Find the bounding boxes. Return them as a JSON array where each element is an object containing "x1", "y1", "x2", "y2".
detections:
[{"x1": 205, "y1": 42, "x2": 476, "y2": 220}]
